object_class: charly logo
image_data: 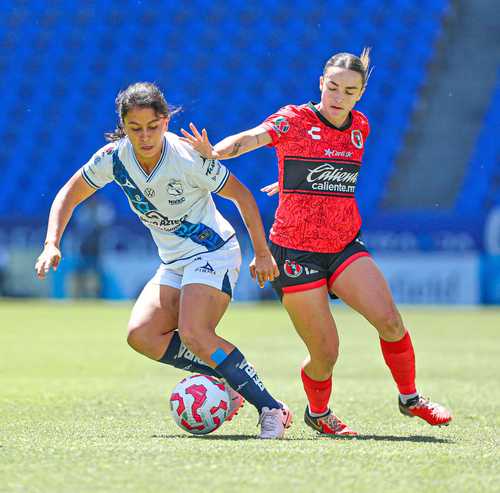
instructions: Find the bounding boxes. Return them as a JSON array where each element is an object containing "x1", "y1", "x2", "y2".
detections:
[
  {"x1": 167, "y1": 179, "x2": 183, "y2": 196},
  {"x1": 307, "y1": 126, "x2": 321, "y2": 140},
  {"x1": 272, "y1": 116, "x2": 289, "y2": 134},
  {"x1": 351, "y1": 129, "x2": 363, "y2": 149},
  {"x1": 144, "y1": 187, "x2": 155, "y2": 198},
  {"x1": 284, "y1": 260, "x2": 303, "y2": 278}
]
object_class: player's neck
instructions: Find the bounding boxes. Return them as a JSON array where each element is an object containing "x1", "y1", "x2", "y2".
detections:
[
  {"x1": 137, "y1": 153, "x2": 161, "y2": 174},
  {"x1": 316, "y1": 103, "x2": 350, "y2": 128},
  {"x1": 133, "y1": 141, "x2": 164, "y2": 174}
]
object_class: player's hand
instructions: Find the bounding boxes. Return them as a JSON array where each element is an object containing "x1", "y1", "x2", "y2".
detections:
[
  {"x1": 260, "y1": 182, "x2": 279, "y2": 196},
  {"x1": 249, "y1": 251, "x2": 280, "y2": 288},
  {"x1": 180, "y1": 123, "x2": 218, "y2": 159},
  {"x1": 35, "y1": 244, "x2": 62, "y2": 280}
]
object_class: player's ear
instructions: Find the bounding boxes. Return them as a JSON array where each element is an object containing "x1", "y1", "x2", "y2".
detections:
[
  {"x1": 356, "y1": 86, "x2": 365, "y2": 102},
  {"x1": 319, "y1": 75, "x2": 324, "y2": 92},
  {"x1": 162, "y1": 116, "x2": 169, "y2": 131}
]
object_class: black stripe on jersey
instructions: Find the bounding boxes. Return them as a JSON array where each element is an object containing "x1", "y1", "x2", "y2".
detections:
[
  {"x1": 81, "y1": 169, "x2": 100, "y2": 189},
  {"x1": 282, "y1": 189, "x2": 354, "y2": 198},
  {"x1": 214, "y1": 169, "x2": 230, "y2": 193},
  {"x1": 283, "y1": 158, "x2": 359, "y2": 198},
  {"x1": 285, "y1": 155, "x2": 361, "y2": 165}
]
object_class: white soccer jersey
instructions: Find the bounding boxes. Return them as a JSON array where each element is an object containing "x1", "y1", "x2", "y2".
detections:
[{"x1": 81, "y1": 132, "x2": 235, "y2": 264}]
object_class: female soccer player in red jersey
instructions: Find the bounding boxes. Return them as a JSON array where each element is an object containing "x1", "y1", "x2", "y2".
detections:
[{"x1": 180, "y1": 48, "x2": 453, "y2": 435}]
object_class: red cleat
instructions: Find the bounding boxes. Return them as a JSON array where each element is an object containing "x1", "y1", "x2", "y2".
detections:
[
  {"x1": 399, "y1": 395, "x2": 452, "y2": 426},
  {"x1": 304, "y1": 407, "x2": 358, "y2": 436}
]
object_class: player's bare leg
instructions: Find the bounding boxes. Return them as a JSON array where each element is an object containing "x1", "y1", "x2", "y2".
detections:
[
  {"x1": 127, "y1": 282, "x2": 243, "y2": 420},
  {"x1": 283, "y1": 285, "x2": 357, "y2": 436},
  {"x1": 127, "y1": 282, "x2": 180, "y2": 360},
  {"x1": 331, "y1": 256, "x2": 452, "y2": 426},
  {"x1": 283, "y1": 285, "x2": 339, "y2": 380},
  {"x1": 180, "y1": 283, "x2": 292, "y2": 438}
]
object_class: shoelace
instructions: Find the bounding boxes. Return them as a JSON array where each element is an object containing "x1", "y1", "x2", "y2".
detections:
[
  {"x1": 320, "y1": 413, "x2": 347, "y2": 433},
  {"x1": 416, "y1": 397, "x2": 445, "y2": 417},
  {"x1": 258, "y1": 410, "x2": 282, "y2": 433}
]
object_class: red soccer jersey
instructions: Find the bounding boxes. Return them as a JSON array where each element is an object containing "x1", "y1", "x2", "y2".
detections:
[{"x1": 261, "y1": 102, "x2": 370, "y2": 253}]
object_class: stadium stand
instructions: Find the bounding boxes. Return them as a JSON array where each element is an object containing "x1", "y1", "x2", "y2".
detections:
[
  {"x1": 0, "y1": 0, "x2": 449, "y2": 223},
  {"x1": 456, "y1": 71, "x2": 500, "y2": 212}
]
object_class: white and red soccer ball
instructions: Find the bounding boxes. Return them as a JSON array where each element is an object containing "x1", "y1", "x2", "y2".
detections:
[{"x1": 169, "y1": 374, "x2": 230, "y2": 435}]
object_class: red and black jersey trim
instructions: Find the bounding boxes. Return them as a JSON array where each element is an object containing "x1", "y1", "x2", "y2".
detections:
[{"x1": 307, "y1": 102, "x2": 353, "y2": 131}]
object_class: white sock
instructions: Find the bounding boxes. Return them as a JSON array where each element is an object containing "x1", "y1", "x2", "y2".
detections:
[
  {"x1": 308, "y1": 405, "x2": 330, "y2": 418},
  {"x1": 400, "y1": 392, "x2": 419, "y2": 404}
]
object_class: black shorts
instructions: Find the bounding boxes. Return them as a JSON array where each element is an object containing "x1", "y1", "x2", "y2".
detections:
[{"x1": 270, "y1": 233, "x2": 370, "y2": 300}]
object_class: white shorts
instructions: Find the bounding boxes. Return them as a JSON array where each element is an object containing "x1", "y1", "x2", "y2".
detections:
[{"x1": 150, "y1": 237, "x2": 242, "y2": 298}]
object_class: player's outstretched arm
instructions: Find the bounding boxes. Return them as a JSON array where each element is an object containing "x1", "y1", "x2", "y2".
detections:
[
  {"x1": 35, "y1": 171, "x2": 96, "y2": 280},
  {"x1": 180, "y1": 123, "x2": 272, "y2": 160},
  {"x1": 217, "y1": 174, "x2": 279, "y2": 288}
]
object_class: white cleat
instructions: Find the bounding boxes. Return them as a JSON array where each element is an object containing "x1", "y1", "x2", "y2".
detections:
[{"x1": 258, "y1": 403, "x2": 293, "y2": 439}]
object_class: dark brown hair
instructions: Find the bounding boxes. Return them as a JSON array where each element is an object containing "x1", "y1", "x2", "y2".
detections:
[
  {"x1": 105, "y1": 82, "x2": 180, "y2": 141},
  {"x1": 323, "y1": 47, "x2": 372, "y2": 89}
]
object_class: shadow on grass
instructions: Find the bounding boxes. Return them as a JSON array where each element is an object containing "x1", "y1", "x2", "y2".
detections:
[
  {"x1": 350, "y1": 434, "x2": 453, "y2": 444},
  {"x1": 152, "y1": 434, "x2": 319, "y2": 441},
  {"x1": 153, "y1": 433, "x2": 254, "y2": 441},
  {"x1": 152, "y1": 433, "x2": 452, "y2": 443}
]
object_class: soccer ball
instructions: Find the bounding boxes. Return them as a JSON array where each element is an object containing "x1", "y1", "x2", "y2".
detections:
[{"x1": 169, "y1": 374, "x2": 230, "y2": 435}]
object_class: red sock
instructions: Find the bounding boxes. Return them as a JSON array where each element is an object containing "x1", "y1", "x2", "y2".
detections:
[
  {"x1": 300, "y1": 367, "x2": 332, "y2": 414},
  {"x1": 379, "y1": 331, "x2": 416, "y2": 394}
]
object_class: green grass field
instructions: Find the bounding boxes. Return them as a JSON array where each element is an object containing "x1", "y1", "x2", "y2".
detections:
[{"x1": 1, "y1": 300, "x2": 499, "y2": 493}]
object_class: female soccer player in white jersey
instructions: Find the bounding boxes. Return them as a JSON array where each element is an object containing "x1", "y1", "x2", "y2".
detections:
[
  {"x1": 35, "y1": 82, "x2": 292, "y2": 439},
  {"x1": 181, "y1": 49, "x2": 452, "y2": 436}
]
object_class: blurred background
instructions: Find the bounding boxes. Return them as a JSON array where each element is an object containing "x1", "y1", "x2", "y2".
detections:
[{"x1": 0, "y1": 0, "x2": 499, "y2": 304}]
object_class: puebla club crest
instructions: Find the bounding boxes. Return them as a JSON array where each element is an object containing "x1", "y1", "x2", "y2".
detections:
[
  {"x1": 284, "y1": 260, "x2": 303, "y2": 278},
  {"x1": 167, "y1": 179, "x2": 184, "y2": 196}
]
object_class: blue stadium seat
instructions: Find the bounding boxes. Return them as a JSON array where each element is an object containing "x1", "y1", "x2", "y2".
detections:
[{"x1": 0, "y1": 0, "x2": 450, "y2": 221}]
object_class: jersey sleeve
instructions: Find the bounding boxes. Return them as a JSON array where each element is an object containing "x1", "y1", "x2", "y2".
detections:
[
  {"x1": 260, "y1": 105, "x2": 296, "y2": 147},
  {"x1": 355, "y1": 110, "x2": 370, "y2": 140},
  {"x1": 186, "y1": 149, "x2": 231, "y2": 193},
  {"x1": 81, "y1": 143, "x2": 116, "y2": 189}
]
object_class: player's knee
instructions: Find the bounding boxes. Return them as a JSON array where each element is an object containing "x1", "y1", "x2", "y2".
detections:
[
  {"x1": 127, "y1": 322, "x2": 147, "y2": 351},
  {"x1": 177, "y1": 325, "x2": 205, "y2": 356},
  {"x1": 311, "y1": 341, "x2": 339, "y2": 370},
  {"x1": 376, "y1": 307, "x2": 405, "y2": 340},
  {"x1": 321, "y1": 345, "x2": 339, "y2": 368}
]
